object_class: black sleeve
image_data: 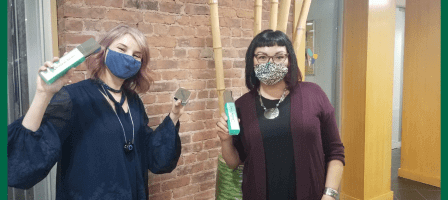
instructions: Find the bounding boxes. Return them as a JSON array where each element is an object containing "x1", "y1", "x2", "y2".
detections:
[{"x1": 140, "y1": 94, "x2": 181, "y2": 174}]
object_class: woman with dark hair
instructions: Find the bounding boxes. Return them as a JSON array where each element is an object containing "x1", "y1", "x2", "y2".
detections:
[
  {"x1": 8, "y1": 25, "x2": 183, "y2": 200},
  {"x1": 216, "y1": 30, "x2": 345, "y2": 200}
]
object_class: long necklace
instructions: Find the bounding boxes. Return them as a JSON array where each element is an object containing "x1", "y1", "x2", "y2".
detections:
[
  {"x1": 100, "y1": 85, "x2": 135, "y2": 153},
  {"x1": 258, "y1": 88, "x2": 287, "y2": 119}
]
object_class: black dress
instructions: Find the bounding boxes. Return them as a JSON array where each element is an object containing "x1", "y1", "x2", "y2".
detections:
[
  {"x1": 8, "y1": 79, "x2": 181, "y2": 200},
  {"x1": 234, "y1": 94, "x2": 296, "y2": 200}
]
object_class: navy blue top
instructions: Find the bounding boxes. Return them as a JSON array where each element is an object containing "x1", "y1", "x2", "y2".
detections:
[{"x1": 7, "y1": 79, "x2": 181, "y2": 200}]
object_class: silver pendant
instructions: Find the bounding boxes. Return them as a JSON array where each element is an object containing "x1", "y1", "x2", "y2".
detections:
[{"x1": 264, "y1": 108, "x2": 279, "y2": 119}]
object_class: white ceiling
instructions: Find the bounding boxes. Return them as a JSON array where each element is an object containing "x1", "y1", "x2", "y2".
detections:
[{"x1": 396, "y1": 0, "x2": 406, "y2": 8}]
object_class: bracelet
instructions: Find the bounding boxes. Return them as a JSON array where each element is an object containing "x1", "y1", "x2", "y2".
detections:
[{"x1": 323, "y1": 187, "x2": 339, "y2": 199}]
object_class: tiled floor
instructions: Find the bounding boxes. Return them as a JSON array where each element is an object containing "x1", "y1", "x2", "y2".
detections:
[{"x1": 391, "y1": 148, "x2": 441, "y2": 200}]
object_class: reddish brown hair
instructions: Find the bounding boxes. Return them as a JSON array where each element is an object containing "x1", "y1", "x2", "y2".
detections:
[{"x1": 86, "y1": 24, "x2": 153, "y2": 94}]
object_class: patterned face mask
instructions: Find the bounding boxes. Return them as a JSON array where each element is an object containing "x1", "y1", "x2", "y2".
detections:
[{"x1": 254, "y1": 62, "x2": 289, "y2": 85}]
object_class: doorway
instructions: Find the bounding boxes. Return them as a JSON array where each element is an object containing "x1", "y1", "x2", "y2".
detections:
[
  {"x1": 7, "y1": 0, "x2": 57, "y2": 199},
  {"x1": 390, "y1": 2, "x2": 441, "y2": 199}
]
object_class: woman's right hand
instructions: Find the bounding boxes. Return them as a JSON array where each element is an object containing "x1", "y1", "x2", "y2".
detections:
[
  {"x1": 216, "y1": 112, "x2": 237, "y2": 142},
  {"x1": 217, "y1": 112, "x2": 243, "y2": 169},
  {"x1": 36, "y1": 56, "x2": 74, "y2": 96},
  {"x1": 23, "y1": 55, "x2": 74, "y2": 132}
]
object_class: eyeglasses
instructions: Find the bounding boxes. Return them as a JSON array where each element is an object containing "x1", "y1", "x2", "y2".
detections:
[{"x1": 254, "y1": 53, "x2": 289, "y2": 64}]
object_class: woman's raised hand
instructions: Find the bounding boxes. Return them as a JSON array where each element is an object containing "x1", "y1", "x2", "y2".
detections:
[
  {"x1": 169, "y1": 99, "x2": 184, "y2": 124},
  {"x1": 36, "y1": 55, "x2": 74, "y2": 96},
  {"x1": 216, "y1": 112, "x2": 237, "y2": 142},
  {"x1": 22, "y1": 54, "x2": 74, "y2": 132}
]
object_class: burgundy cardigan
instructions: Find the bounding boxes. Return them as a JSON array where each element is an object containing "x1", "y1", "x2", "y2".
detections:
[{"x1": 234, "y1": 82, "x2": 345, "y2": 200}]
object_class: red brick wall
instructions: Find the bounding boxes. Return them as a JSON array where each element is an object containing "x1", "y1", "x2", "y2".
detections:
[{"x1": 56, "y1": 0, "x2": 294, "y2": 199}]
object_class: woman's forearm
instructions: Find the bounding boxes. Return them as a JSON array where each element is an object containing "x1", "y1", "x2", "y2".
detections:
[
  {"x1": 221, "y1": 140, "x2": 242, "y2": 169},
  {"x1": 22, "y1": 92, "x2": 54, "y2": 132},
  {"x1": 169, "y1": 112, "x2": 180, "y2": 124},
  {"x1": 324, "y1": 160, "x2": 344, "y2": 190}
]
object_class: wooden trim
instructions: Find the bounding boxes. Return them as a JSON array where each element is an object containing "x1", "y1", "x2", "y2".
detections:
[
  {"x1": 398, "y1": 168, "x2": 440, "y2": 187},
  {"x1": 51, "y1": 0, "x2": 58, "y2": 57}
]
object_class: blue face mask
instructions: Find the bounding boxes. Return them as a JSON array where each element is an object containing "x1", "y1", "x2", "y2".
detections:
[{"x1": 105, "y1": 48, "x2": 142, "y2": 80}]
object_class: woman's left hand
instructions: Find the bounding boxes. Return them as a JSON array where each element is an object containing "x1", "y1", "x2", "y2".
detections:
[{"x1": 169, "y1": 99, "x2": 184, "y2": 124}]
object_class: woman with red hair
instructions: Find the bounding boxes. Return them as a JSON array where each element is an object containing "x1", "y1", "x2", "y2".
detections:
[{"x1": 8, "y1": 25, "x2": 183, "y2": 200}]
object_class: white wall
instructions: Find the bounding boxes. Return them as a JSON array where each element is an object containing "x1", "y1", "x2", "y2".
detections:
[
  {"x1": 305, "y1": 0, "x2": 340, "y2": 106},
  {"x1": 392, "y1": 7, "x2": 405, "y2": 149},
  {"x1": 24, "y1": 0, "x2": 57, "y2": 199},
  {"x1": 26, "y1": 0, "x2": 54, "y2": 106}
]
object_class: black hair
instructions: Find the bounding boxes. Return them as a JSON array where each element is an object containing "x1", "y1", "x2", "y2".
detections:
[{"x1": 244, "y1": 29, "x2": 302, "y2": 92}]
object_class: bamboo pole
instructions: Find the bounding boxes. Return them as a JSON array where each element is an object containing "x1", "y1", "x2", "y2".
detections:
[
  {"x1": 269, "y1": 0, "x2": 279, "y2": 30},
  {"x1": 209, "y1": 0, "x2": 226, "y2": 113},
  {"x1": 293, "y1": 0, "x2": 304, "y2": 42},
  {"x1": 293, "y1": 0, "x2": 311, "y2": 81},
  {"x1": 254, "y1": 0, "x2": 263, "y2": 36},
  {"x1": 293, "y1": 0, "x2": 304, "y2": 80},
  {"x1": 277, "y1": 0, "x2": 292, "y2": 33},
  {"x1": 293, "y1": 0, "x2": 311, "y2": 51}
]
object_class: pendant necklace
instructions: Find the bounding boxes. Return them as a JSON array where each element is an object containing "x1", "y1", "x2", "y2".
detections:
[
  {"x1": 100, "y1": 85, "x2": 135, "y2": 153},
  {"x1": 258, "y1": 88, "x2": 287, "y2": 119}
]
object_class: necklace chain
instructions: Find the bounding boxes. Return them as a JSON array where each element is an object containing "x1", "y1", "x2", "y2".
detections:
[
  {"x1": 258, "y1": 88, "x2": 287, "y2": 111},
  {"x1": 101, "y1": 85, "x2": 135, "y2": 144}
]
